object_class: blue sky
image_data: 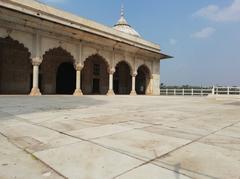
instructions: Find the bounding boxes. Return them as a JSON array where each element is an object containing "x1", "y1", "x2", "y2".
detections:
[{"x1": 40, "y1": 0, "x2": 240, "y2": 86}]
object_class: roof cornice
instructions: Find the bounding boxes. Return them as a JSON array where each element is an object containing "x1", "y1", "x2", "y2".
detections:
[{"x1": 0, "y1": 0, "x2": 162, "y2": 54}]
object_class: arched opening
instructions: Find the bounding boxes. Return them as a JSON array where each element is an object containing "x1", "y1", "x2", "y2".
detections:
[
  {"x1": 0, "y1": 37, "x2": 32, "y2": 94},
  {"x1": 81, "y1": 54, "x2": 109, "y2": 95},
  {"x1": 41, "y1": 47, "x2": 75, "y2": 94},
  {"x1": 113, "y1": 61, "x2": 132, "y2": 95},
  {"x1": 136, "y1": 65, "x2": 151, "y2": 95},
  {"x1": 56, "y1": 62, "x2": 75, "y2": 94}
]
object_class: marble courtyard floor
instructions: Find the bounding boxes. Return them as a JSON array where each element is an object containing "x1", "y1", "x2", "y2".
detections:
[{"x1": 0, "y1": 96, "x2": 239, "y2": 179}]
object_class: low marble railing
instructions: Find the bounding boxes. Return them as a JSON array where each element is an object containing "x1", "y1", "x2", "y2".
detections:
[{"x1": 160, "y1": 87, "x2": 240, "y2": 96}]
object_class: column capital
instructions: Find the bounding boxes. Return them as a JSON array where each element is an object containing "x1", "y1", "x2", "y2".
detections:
[
  {"x1": 109, "y1": 68, "x2": 115, "y2": 75},
  {"x1": 74, "y1": 63, "x2": 83, "y2": 71},
  {"x1": 132, "y1": 71, "x2": 138, "y2": 77},
  {"x1": 32, "y1": 57, "x2": 42, "y2": 66}
]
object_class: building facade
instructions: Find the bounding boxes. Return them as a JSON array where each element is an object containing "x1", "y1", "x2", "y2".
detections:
[{"x1": 0, "y1": 0, "x2": 170, "y2": 96}]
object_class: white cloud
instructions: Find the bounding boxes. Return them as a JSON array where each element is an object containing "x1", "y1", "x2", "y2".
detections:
[
  {"x1": 169, "y1": 38, "x2": 177, "y2": 45},
  {"x1": 194, "y1": 0, "x2": 240, "y2": 22},
  {"x1": 192, "y1": 27, "x2": 216, "y2": 39}
]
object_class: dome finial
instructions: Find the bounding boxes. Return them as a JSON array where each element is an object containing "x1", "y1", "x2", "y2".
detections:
[
  {"x1": 113, "y1": 3, "x2": 141, "y2": 37},
  {"x1": 121, "y1": 3, "x2": 124, "y2": 17}
]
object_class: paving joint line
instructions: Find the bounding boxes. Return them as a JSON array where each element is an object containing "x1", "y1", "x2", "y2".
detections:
[
  {"x1": 32, "y1": 123, "x2": 194, "y2": 179},
  {"x1": 0, "y1": 132, "x2": 67, "y2": 179},
  {"x1": 2, "y1": 109, "x2": 240, "y2": 179},
  {"x1": 113, "y1": 118, "x2": 240, "y2": 178}
]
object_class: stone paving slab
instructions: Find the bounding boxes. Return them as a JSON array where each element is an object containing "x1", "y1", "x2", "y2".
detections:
[
  {"x1": 77, "y1": 114, "x2": 132, "y2": 124},
  {"x1": 16, "y1": 111, "x2": 67, "y2": 124},
  {"x1": 39, "y1": 118, "x2": 101, "y2": 132},
  {"x1": 141, "y1": 126, "x2": 203, "y2": 141},
  {"x1": 115, "y1": 163, "x2": 192, "y2": 179},
  {"x1": 34, "y1": 141, "x2": 143, "y2": 179},
  {"x1": 0, "y1": 135, "x2": 63, "y2": 179},
  {"x1": 158, "y1": 120, "x2": 215, "y2": 136},
  {"x1": 154, "y1": 142, "x2": 240, "y2": 179},
  {"x1": 199, "y1": 134, "x2": 240, "y2": 151},
  {"x1": 63, "y1": 107, "x2": 122, "y2": 120},
  {"x1": 66, "y1": 121, "x2": 150, "y2": 140},
  {"x1": 0, "y1": 96, "x2": 239, "y2": 179},
  {"x1": 215, "y1": 126, "x2": 240, "y2": 139},
  {"x1": 93, "y1": 129, "x2": 190, "y2": 160},
  {"x1": 0, "y1": 121, "x2": 81, "y2": 152}
]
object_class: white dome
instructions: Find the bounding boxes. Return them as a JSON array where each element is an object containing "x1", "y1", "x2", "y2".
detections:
[{"x1": 113, "y1": 6, "x2": 141, "y2": 37}]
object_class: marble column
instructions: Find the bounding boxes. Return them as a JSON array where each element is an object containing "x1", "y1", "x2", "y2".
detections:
[
  {"x1": 130, "y1": 72, "x2": 137, "y2": 95},
  {"x1": 73, "y1": 64, "x2": 83, "y2": 96},
  {"x1": 107, "y1": 68, "x2": 115, "y2": 95},
  {"x1": 30, "y1": 57, "x2": 42, "y2": 96}
]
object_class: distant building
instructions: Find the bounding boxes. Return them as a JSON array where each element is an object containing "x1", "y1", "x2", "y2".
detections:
[{"x1": 0, "y1": 0, "x2": 170, "y2": 96}]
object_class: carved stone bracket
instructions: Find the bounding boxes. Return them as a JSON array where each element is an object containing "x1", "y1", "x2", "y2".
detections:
[
  {"x1": 74, "y1": 63, "x2": 83, "y2": 71},
  {"x1": 32, "y1": 57, "x2": 42, "y2": 66},
  {"x1": 109, "y1": 68, "x2": 115, "y2": 75},
  {"x1": 132, "y1": 71, "x2": 138, "y2": 77}
]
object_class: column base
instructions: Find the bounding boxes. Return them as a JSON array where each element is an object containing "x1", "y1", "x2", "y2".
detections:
[
  {"x1": 130, "y1": 91, "x2": 137, "y2": 95},
  {"x1": 146, "y1": 92, "x2": 153, "y2": 96},
  {"x1": 107, "y1": 90, "x2": 115, "y2": 96},
  {"x1": 29, "y1": 88, "x2": 41, "y2": 96},
  {"x1": 73, "y1": 89, "x2": 83, "y2": 96}
]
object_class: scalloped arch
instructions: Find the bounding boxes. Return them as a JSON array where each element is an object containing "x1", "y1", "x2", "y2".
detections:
[
  {"x1": 1, "y1": 31, "x2": 34, "y2": 57},
  {"x1": 42, "y1": 47, "x2": 75, "y2": 63},
  {"x1": 115, "y1": 60, "x2": 133, "y2": 75},
  {"x1": 97, "y1": 51, "x2": 111, "y2": 66},
  {"x1": 83, "y1": 53, "x2": 110, "y2": 71},
  {"x1": 0, "y1": 36, "x2": 32, "y2": 58},
  {"x1": 41, "y1": 42, "x2": 78, "y2": 62},
  {"x1": 137, "y1": 64, "x2": 151, "y2": 75},
  {"x1": 136, "y1": 62, "x2": 152, "y2": 75}
]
